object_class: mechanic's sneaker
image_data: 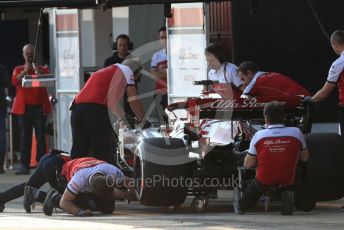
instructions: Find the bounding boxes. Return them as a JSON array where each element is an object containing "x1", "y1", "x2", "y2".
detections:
[
  {"x1": 0, "y1": 195, "x2": 5, "y2": 212},
  {"x1": 233, "y1": 187, "x2": 244, "y2": 215},
  {"x1": 43, "y1": 188, "x2": 59, "y2": 216},
  {"x1": 0, "y1": 203, "x2": 4, "y2": 212},
  {"x1": 23, "y1": 186, "x2": 37, "y2": 213},
  {"x1": 281, "y1": 191, "x2": 294, "y2": 215}
]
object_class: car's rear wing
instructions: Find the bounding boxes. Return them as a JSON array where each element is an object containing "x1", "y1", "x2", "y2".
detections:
[{"x1": 167, "y1": 96, "x2": 304, "y2": 121}]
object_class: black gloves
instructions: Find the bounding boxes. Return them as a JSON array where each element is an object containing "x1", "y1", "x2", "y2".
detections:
[
  {"x1": 140, "y1": 120, "x2": 151, "y2": 129},
  {"x1": 302, "y1": 96, "x2": 318, "y2": 109},
  {"x1": 303, "y1": 96, "x2": 313, "y2": 103}
]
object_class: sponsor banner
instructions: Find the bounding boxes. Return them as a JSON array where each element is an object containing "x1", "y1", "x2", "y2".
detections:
[{"x1": 167, "y1": 2, "x2": 207, "y2": 103}]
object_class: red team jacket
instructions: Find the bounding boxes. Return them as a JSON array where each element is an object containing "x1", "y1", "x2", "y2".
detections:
[
  {"x1": 11, "y1": 65, "x2": 52, "y2": 115},
  {"x1": 244, "y1": 72, "x2": 310, "y2": 97}
]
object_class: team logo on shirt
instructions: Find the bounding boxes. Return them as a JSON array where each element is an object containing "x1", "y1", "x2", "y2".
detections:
[{"x1": 264, "y1": 139, "x2": 291, "y2": 145}]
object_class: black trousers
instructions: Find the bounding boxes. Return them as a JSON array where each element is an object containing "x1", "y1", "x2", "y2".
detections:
[
  {"x1": 0, "y1": 110, "x2": 6, "y2": 168},
  {"x1": 154, "y1": 94, "x2": 168, "y2": 124},
  {"x1": 0, "y1": 154, "x2": 65, "y2": 204},
  {"x1": 239, "y1": 178, "x2": 315, "y2": 212},
  {"x1": 70, "y1": 103, "x2": 116, "y2": 164},
  {"x1": 17, "y1": 105, "x2": 47, "y2": 169}
]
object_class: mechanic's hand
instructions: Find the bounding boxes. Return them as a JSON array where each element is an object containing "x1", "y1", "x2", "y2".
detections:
[
  {"x1": 303, "y1": 96, "x2": 313, "y2": 103},
  {"x1": 302, "y1": 96, "x2": 318, "y2": 109},
  {"x1": 119, "y1": 120, "x2": 129, "y2": 129},
  {"x1": 115, "y1": 117, "x2": 130, "y2": 130},
  {"x1": 76, "y1": 209, "x2": 93, "y2": 217},
  {"x1": 24, "y1": 63, "x2": 32, "y2": 72}
]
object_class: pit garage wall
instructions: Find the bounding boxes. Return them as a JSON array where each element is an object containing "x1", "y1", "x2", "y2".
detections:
[
  {"x1": 53, "y1": 8, "x2": 112, "y2": 152},
  {"x1": 231, "y1": 0, "x2": 344, "y2": 122}
]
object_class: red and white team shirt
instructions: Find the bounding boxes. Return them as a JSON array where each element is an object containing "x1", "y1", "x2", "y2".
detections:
[
  {"x1": 61, "y1": 157, "x2": 124, "y2": 195},
  {"x1": 327, "y1": 51, "x2": 344, "y2": 106},
  {"x1": 151, "y1": 49, "x2": 167, "y2": 94},
  {"x1": 208, "y1": 62, "x2": 243, "y2": 87},
  {"x1": 243, "y1": 71, "x2": 310, "y2": 97},
  {"x1": 75, "y1": 63, "x2": 135, "y2": 118},
  {"x1": 248, "y1": 124, "x2": 307, "y2": 187}
]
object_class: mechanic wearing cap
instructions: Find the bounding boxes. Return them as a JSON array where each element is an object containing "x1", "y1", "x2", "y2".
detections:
[
  {"x1": 310, "y1": 30, "x2": 344, "y2": 141},
  {"x1": 237, "y1": 61, "x2": 310, "y2": 98},
  {"x1": 233, "y1": 101, "x2": 313, "y2": 215},
  {"x1": 205, "y1": 43, "x2": 244, "y2": 97},
  {"x1": 42, "y1": 157, "x2": 134, "y2": 216},
  {"x1": 70, "y1": 58, "x2": 146, "y2": 164}
]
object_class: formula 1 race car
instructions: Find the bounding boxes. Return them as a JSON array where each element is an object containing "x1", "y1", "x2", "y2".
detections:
[{"x1": 117, "y1": 81, "x2": 344, "y2": 212}]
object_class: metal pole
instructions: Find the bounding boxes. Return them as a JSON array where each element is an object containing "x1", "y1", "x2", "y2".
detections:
[
  {"x1": 52, "y1": 98, "x2": 58, "y2": 149},
  {"x1": 8, "y1": 113, "x2": 13, "y2": 170}
]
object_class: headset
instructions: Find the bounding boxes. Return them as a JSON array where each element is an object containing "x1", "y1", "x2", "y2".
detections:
[
  {"x1": 112, "y1": 34, "x2": 133, "y2": 51},
  {"x1": 205, "y1": 43, "x2": 226, "y2": 63}
]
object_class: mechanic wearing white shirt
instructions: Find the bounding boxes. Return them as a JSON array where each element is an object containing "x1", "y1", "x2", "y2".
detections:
[
  {"x1": 311, "y1": 30, "x2": 344, "y2": 141},
  {"x1": 43, "y1": 157, "x2": 134, "y2": 216},
  {"x1": 205, "y1": 43, "x2": 244, "y2": 91},
  {"x1": 234, "y1": 102, "x2": 313, "y2": 215}
]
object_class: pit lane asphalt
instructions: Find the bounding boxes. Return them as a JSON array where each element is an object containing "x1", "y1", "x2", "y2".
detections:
[{"x1": 1, "y1": 169, "x2": 344, "y2": 230}]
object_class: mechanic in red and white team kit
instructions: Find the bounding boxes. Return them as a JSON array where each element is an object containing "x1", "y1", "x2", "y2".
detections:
[
  {"x1": 70, "y1": 58, "x2": 147, "y2": 164},
  {"x1": 205, "y1": 43, "x2": 244, "y2": 98},
  {"x1": 237, "y1": 61, "x2": 310, "y2": 98},
  {"x1": 42, "y1": 157, "x2": 135, "y2": 216},
  {"x1": 310, "y1": 30, "x2": 344, "y2": 141},
  {"x1": 233, "y1": 101, "x2": 314, "y2": 215},
  {"x1": 205, "y1": 44, "x2": 243, "y2": 87}
]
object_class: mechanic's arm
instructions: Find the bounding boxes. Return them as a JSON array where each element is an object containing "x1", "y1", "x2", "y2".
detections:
[
  {"x1": 299, "y1": 148, "x2": 310, "y2": 162},
  {"x1": 60, "y1": 189, "x2": 79, "y2": 215},
  {"x1": 311, "y1": 82, "x2": 336, "y2": 102},
  {"x1": 112, "y1": 177, "x2": 137, "y2": 201},
  {"x1": 243, "y1": 154, "x2": 257, "y2": 169},
  {"x1": 60, "y1": 190, "x2": 91, "y2": 216},
  {"x1": 126, "y1": 85, "x2": 145, "y2": 121},
  {"x1": 239, "y1": 85, "x2": 246, "y2": 92}
]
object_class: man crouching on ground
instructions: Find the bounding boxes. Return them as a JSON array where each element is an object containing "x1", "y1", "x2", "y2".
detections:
[
  {"x1": 43, "y1": 157, "x2": 136, "y2": 216},
  {"x1": 233, "y1": 101, "x2": 314, "y2": 215}
]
